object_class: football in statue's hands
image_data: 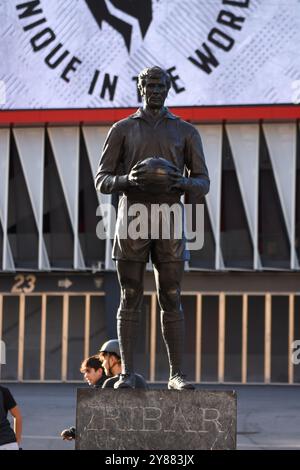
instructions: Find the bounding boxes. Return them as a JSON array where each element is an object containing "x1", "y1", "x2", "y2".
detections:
[{"x1": 131, "y1": 156, "x2": 181, "y2": 194}]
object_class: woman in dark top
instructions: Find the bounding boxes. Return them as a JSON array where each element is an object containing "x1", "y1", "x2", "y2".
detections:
[{"x1": 0, "y1": 386, "x2": 22, "y2": 450}]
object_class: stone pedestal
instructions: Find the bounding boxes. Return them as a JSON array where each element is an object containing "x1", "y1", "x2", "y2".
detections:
[{"x1": 76, "y1": 389, "x2": 236, "y2": 450}]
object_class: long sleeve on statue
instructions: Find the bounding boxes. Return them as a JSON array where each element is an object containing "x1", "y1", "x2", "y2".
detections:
[
  {"x1": 183, "y1": 128, "x2": 210, "y2": 198},
  {"x1": 95, "y1": 125, "x2": 129, "y2": 194}
]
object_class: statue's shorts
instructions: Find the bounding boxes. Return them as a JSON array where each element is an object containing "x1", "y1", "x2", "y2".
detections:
[{"x1": 112, "y1": 196, "x2": 190, "y2": 264}]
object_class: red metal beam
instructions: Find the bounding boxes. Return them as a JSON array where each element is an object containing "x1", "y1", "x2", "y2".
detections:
[{"x1": 0, "y1": 105, "x2": 299, "y2": 125}]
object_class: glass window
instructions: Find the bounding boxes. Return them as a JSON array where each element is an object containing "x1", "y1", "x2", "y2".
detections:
[
  {"x1": 224, "y1": 295, "x2": 242, "y2": 382},
  {"x1": 1, "y1": 296, "x2": 19, "y2": 380},
  {"x1": 220, "y1": 128, "x2": 253, "y2": 268},
  {"x1": 294, "y1": 296, "x2": 300, "y2": 383},
  {"x1": 258, "y1": 127, "x2": 290, "y2": 268},
  {"x1": 247, "y1": 296, "x2": 265, "y2": 382},
  {"x1": 271, "y1": 296, "x2": 289, "y2": 383},
  {"x1": 7, "y1": 132, "x2": 39, "y2": 268},
  {"x1": 0, "y1": 222, "x2": 3, "y2": 269},
  {"x1": 89, "y1": 296, "x2": 106, "y2": 356},
  {"x1": 23, "y1": 296, "x2": 42, "y2": 380},
  {"x1": 43, "y1": 132, "x2": 74, "y2": 268},
  {"x1": 189, "y1": 200, "x2": 216, "y2": 269},
  {"x1": 201, "y1": 296, "x2": 219, "y2": 382},
  {"x1": 78, "y1": 131, "x2": 106, "y2": 268},
  {"x1": 45, "y1": 296, "x2": 63, "y2": 380},
  {"x1": 295, "y1": 127, "x2": 300, "y2": 262},
  {"x1": 67, "y1": 296, "x2": 85, "y2": 381}
]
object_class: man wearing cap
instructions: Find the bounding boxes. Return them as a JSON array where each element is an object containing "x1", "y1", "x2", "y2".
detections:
[
  {"x1": 95, "y1": 66, "x2": 209, "y2": 390},
  {"x1": 98, "y1": 339, "x2": 148, "y2": 389}
]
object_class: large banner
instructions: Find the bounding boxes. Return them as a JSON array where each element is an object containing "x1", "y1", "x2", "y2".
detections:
[{"x1": 0, "y1": 0, "x2": 299, "y2": 109}]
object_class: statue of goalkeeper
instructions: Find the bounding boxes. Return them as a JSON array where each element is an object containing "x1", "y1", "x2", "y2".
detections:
[{"x1": 95, "y1": 66, "x2": 210, "y2": 389}]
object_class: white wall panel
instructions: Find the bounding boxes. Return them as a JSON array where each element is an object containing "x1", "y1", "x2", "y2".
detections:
[
  {"x1": 197, "y1": 125, "x2": 224, "y2": 269},
  {"x1": 82, "y1": 126, "x2": 114, "y2": 270},
  {"x1": 47, "y1": 127, "x2": 85, "y2": 269},
  {"x1": 13, "y1": 128, "x2": 50, "y2": 270},
  {"x1": 226, "y1": 124, "x2": 261, "y2": 269},
  {"x1": 0, "y1": 129, "x2": 15, "y2": 271},
  {"x1": 1, "y1": 123, "x2": 298, "y2": 273},
  {"x1": 263, "y1": 123, "x2": 297, "y2": 268}
]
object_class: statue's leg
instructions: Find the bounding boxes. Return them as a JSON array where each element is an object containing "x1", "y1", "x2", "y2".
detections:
[
  {"x1": 115, "y1": 260, "x2": 146, "y2": 388},
  {"x1": 154, "y1": 261, "x2": 184, "y2": 378},
  {"x1": 153, "y1": 261, "x2": 194, "y2": 389}
]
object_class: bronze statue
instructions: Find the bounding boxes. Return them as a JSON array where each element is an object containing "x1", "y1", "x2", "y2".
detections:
[{"x1": 95, "y1": 66, "x2": 210, "y2": 389}]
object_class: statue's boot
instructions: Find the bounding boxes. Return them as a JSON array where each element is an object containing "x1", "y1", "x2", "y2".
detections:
[
  {"x1": 114, "y1": 309, "x2": 140, "y2": 389},
  {"x1": 168, "y1": 373, "x2": 195, "y2": 390},
  {"x1": 161, "y1": 310, "x2": 195, "y2": 390}
]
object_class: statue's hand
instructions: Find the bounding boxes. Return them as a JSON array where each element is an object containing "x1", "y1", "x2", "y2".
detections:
[
  {"x1": 169, "y1": 172, "x2": 188, "y2": 192},
  {"x1": 128, "y1": 160, "x2": 183, "y2": 193},
  {"x1": 128, "y1": 164, "x2": 149, "y2": 189}
]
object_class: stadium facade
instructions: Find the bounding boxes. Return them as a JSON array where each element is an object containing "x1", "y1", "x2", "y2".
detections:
[
  {"x1": 0, "y1": 113, "x2": 300, "y2": 384},
  {"x1": 1, "y1": 0, "x2": 300, "y2": 385}
]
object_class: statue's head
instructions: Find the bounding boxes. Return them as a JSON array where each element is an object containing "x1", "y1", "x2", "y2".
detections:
[{"x1": 138, "y1": 66, "x2": 171, "y2": 109}]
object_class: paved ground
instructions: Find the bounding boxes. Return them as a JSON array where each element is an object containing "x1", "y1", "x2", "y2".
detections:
[{"x1": 4, "y1": 383, "x2": 300, "y2": 450}]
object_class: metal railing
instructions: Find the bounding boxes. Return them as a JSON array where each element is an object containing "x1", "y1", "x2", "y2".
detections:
[{"x1": 0, "y1": 291, "x2": 299, "y2": 384}]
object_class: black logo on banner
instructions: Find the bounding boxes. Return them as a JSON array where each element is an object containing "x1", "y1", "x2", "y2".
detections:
[
  {"x1": 85, "y1": 0, "x2": 153, "y2": 52},
  {"x1": 15, "y1": 0, "x2": 251, "y2": 104}
]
